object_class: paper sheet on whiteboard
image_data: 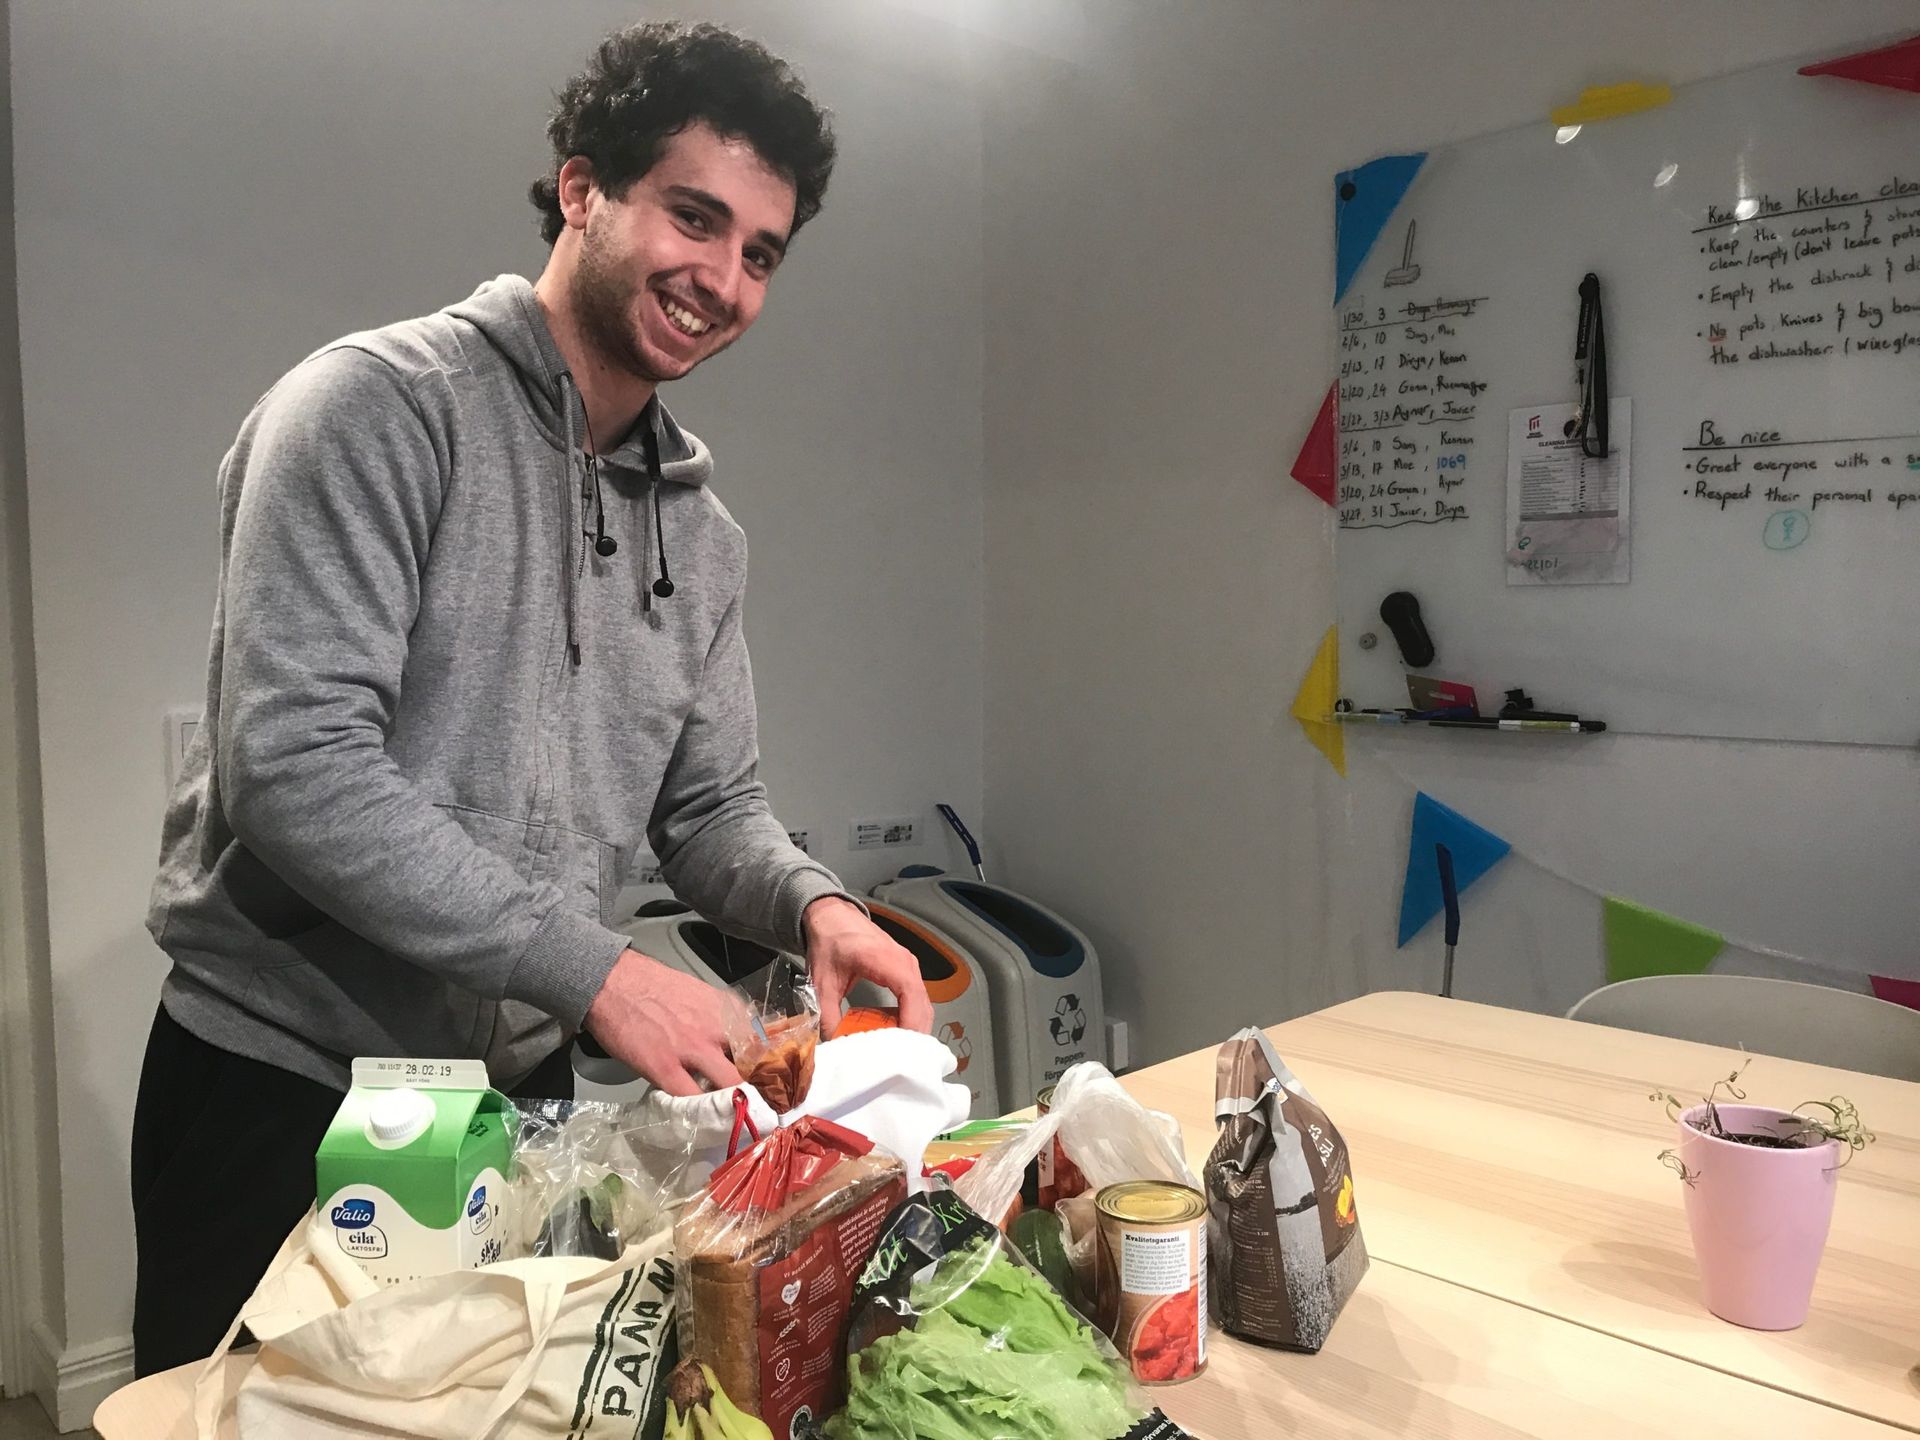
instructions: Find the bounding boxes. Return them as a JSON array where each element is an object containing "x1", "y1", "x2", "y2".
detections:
[{"x1": 1505, "y1": 399, "x2": 1631, "y2": 585}]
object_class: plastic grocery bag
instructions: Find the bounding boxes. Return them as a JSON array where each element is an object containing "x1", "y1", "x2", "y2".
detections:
[
  {"x1": 508, "y1": 1095, "x2": 722, "y2": 1259},
  {"x1": 674, "y1": 1116, "x2": 908, "y2": 1438},
  {"x1": 825, "y1": 1190, "x2": 1194, "y2": 1440},
  {"x1": 192, "y1": 1210, "x2": 680, "y2": 1440},
  {"x1": 955, "y1": 1061, "x2": 1198, "y2": 1286}
]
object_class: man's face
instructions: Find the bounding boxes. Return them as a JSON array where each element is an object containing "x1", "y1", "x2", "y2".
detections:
[{"x1": 568, "y1": 122, "x2": 798, "y2": 385}]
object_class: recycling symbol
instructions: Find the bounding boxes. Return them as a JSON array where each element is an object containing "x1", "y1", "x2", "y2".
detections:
[
  {"x1": 1049, "y1": 993, "x2": 1087, "y2": 1047},
  {"x1": 938, "y1": 1020, "x2": 972, "y2": 1074}
]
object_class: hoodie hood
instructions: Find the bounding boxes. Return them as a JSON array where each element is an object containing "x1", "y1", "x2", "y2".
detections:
[
  {"x1": 446, "y1": 273, "x2": 711, "y2": 487},
  {"x1": 447, "y1": 274, "x2": 714, "y2": 659}
]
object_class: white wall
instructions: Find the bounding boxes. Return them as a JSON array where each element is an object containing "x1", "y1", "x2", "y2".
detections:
[
  {"x1": 9, "y1": 0, "x2": 984, "y2": 1416},
  {"x1": 979, "y1": 3, "x2": 1920, "y2": 1068},
  {"x1": 0, "y1": 0, "x2": 63, "y2": 1401}
]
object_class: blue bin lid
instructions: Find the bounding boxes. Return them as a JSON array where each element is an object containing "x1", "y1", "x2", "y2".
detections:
[{"x1": 939, "y1": 881, "x2": 1084, "y2": 980}]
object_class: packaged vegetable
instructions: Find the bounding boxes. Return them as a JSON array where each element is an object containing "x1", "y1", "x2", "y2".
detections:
[
  {"x1": 1007, "y1": 1207, "x2": 1080, "y2": 1311},
  {"x1": 675, "y1": 1116, "x2": 907, "y2": 1437},
  {"x1": 828, "y1": 1191, "x2": 1195, "y2": 1440},
  {"x1": 506, "y1": 1097, "x2": 723, "y2": 1260}
]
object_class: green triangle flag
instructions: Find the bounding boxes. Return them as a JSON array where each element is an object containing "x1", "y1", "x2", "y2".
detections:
[{"x1": 1603, "y1": 897, "x2": 1725, "y2": 984}]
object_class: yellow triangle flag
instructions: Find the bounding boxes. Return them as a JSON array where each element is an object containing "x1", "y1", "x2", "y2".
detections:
[{"x1": 1291, "y1": 625, "x2": 1346, "y2": 777}]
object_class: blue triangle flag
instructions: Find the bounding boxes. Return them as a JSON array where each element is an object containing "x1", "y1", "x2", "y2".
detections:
[
  {"x1": 1334, "y1": 153, "x2": 1426, "y2": 306},
  {"x1": 1397, "y1": 792, "x2": 1510, "y2": 947}
]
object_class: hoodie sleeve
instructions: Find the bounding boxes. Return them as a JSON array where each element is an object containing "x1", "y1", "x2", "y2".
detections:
[
  {"x1": 217, "y1": 346, "x2": 628, "y2": 1026},
  {"x1": 648, "y1": 571, "x2": 862, "y2": 956}
]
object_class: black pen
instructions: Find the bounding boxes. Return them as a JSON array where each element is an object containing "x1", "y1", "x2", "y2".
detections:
[{"x1": 1572, "y1": 272, "x2": 1608, "y2": 458}]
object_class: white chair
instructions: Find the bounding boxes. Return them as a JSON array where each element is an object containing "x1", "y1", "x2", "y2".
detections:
[{"x1": 1567, "y1": 974, "x2": 1920, "y2": 1082}]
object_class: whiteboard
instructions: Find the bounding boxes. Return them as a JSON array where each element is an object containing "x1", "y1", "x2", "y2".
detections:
[{"x1": 1331, "y1": 46, "x2": 1920, "y2": 746}]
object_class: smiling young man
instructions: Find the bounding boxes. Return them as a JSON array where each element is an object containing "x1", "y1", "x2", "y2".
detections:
[{"x1": 132, "y1": 22, "x2": 930, "y2": 1375}]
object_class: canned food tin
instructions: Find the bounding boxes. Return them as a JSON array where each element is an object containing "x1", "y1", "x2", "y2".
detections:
[
  {"x1": 1093, "y1": 1181, "x2": 1208, "y2": 1384},
  {"x1": 1035, "y1": 1085, "x2": 1088, "y2": 1211}
]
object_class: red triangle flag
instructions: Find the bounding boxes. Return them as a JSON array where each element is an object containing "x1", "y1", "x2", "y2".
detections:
[
  {"x1": 1799, "y1": 34, "x2": 1920, "y2": 95},
  {"x1": 1291, "y1": 382, "x2": 1338, "y2": 506}
]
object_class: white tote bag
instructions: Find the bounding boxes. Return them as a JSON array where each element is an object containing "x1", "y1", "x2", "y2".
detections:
[{"x1": 194, "y1": 1211, "x2": 678, "y2": 1440}]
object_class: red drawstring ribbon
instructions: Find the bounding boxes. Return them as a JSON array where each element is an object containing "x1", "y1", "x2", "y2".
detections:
[
  {"x1": 726, "y1": 1087, "x2": 762, "y2": 1159},
  {"x1": 705, "y1": 1114, "x2": 875, "y2": 1214}
]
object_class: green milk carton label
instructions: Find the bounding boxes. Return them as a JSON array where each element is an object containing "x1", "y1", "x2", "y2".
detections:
[{"x1": 316, "y1": 1058, "x2": 516, "y2": 1286}]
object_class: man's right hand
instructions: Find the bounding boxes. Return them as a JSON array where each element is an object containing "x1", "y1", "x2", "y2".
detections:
[{"x1": 585, "y1": 948, "x2": 747, "y2": 1096}]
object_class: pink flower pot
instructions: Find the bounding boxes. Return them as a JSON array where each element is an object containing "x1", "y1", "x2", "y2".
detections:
[{"x1": 1676, "y1": 1104, "x2": 1841, "y2": 1331}]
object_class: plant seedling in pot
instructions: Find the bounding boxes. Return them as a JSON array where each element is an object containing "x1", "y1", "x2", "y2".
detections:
[{"x1": 1649, "y1": 1059, "x2": 1875, "y2": 1331}]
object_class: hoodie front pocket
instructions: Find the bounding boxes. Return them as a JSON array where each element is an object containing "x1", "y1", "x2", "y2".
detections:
[
  {"x1": 242, "y1": 922, "x2": 484, "y2": 1063},
  {"x1": 432, "y1": 803, "x2": 617, "y2": 925}
]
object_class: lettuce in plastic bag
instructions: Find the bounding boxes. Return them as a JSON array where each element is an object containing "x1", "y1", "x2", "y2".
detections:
[{"x1": 828, "y1": 1205, "x2": 1138, "y2": 1440}]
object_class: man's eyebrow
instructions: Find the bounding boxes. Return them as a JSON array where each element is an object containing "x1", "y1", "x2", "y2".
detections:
[{"x1": 664, "y1": 184, "x2": 789, "y2": 259}]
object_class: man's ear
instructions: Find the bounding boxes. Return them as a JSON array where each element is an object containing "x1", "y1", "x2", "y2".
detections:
[{"x1": 556, "y1": 156, "x2": 598, "y2": 232}]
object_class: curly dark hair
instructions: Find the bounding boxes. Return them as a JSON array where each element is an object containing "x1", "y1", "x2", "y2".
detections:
[{"x1": 530, "y1": 22, "x2": 836, "y2": 246}]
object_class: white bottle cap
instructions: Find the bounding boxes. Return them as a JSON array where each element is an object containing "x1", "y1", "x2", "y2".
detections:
[{"x1": 366, "y1": 1086, "x2": 435, "y2": 1148}]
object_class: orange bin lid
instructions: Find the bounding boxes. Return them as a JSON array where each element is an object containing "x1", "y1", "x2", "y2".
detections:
[{"x1": 868, "y1": 900, "x2": 973, "y2": 1004}]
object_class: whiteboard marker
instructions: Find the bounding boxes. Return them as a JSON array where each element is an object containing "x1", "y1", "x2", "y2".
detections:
[{"x1": 1429, "y1": 717, "x2": 1606, "y2": 734}]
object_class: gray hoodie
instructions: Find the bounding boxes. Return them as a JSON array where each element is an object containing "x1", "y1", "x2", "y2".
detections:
[{"x1": 148, "y1": 275, "x2": 853, "y2": 1090}]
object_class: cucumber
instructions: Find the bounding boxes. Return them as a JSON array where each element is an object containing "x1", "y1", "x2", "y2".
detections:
[{"x1": 1008, "y1": 1207, "x2": 1077, "y2": 1308}]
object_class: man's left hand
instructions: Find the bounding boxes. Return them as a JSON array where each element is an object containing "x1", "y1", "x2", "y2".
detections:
[{"x1": 804, "y1": 896, "x2": 933, "y2": 1036}]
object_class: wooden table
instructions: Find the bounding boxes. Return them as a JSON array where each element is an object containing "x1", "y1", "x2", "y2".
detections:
[
  {"x1": 97, "y1": 992, "x2": 1920, "y2": 1438},
  {"x1": 1130, "y1": 991, "x2": 1920, "y2": 1436}
]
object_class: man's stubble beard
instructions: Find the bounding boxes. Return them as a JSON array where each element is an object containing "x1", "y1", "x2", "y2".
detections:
[
  {"x1": 570, "y1": 215, "x2": 663, "y2": 386},
  {"x1": 569, "y1": 211, "x2": 743, "y2": 387}
]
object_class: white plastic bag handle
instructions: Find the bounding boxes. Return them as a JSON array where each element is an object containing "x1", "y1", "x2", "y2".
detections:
[{"x1": 954, "y1": 1062, "x2": 1198, "y2": 1223}]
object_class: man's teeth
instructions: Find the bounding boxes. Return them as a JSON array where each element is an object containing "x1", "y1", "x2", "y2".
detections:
[{"x1": 661, "y1": 296, "x2": 711, "y2": 336}]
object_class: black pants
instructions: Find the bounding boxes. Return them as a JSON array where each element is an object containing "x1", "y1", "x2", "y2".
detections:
[{"x1": 130, "y1": 1004, "x2": 572, "y2": 1377}]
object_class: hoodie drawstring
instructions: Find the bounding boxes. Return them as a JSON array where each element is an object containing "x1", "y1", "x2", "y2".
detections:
[
  {"x1": 557, "y1": 375, "x2": 675, "y2": 663},
  {"x1": 559, "y1": 371, "x2": 584, "y2": 666},
  {"x1": 638, "y1": 413, "x2": 674, "y2": 608}
]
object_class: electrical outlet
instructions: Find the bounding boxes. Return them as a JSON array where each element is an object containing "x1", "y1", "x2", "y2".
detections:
[
  {"x1": 787, "y1": 829, "x2": 811, "y2": 854},
  {"x1": 849, "y1": 815, "x2": 919, "y2": 850},
  {"x1": 1105, "y1": 1017, "x2": 1131, "y2": 1074}
]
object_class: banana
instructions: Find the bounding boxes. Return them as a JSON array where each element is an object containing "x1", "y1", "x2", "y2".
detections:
[
  {"x1": 715, "y1": 1399, "x2": 774, "y2": 1440},
  {"x1": 691, "y1": 1406, "x2": 728, "y2": 1440},
  {"x1": 664, "y1": 1401, "x2": 686, "y2": 1440},
  {"x1": 693, "y1": 1365, "x2": 773, "y2": 1440},
  {"x1": 702, "y1": 1386, "x2": 773, "y2": 1438}
]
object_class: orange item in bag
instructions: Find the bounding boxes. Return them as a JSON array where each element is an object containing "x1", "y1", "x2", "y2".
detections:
[{"x1": 834, "y1": 1006, "x2": 900, "y2": 1037}]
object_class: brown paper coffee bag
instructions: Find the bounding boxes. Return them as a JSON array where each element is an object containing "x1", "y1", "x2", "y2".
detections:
[{"x1": 1204, "y1": 1027, "x2": 1366, "y2": 1351}]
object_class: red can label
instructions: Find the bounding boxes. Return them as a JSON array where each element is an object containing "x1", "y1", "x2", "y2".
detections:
[{"x1": 1094, "y1": 1185, "x2": 1208, "y2": 1385}]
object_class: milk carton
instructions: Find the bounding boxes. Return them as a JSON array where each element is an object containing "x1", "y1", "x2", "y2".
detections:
[{"x1": 316, "y1": 1057, "x2": 515, "y2": 1285}]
